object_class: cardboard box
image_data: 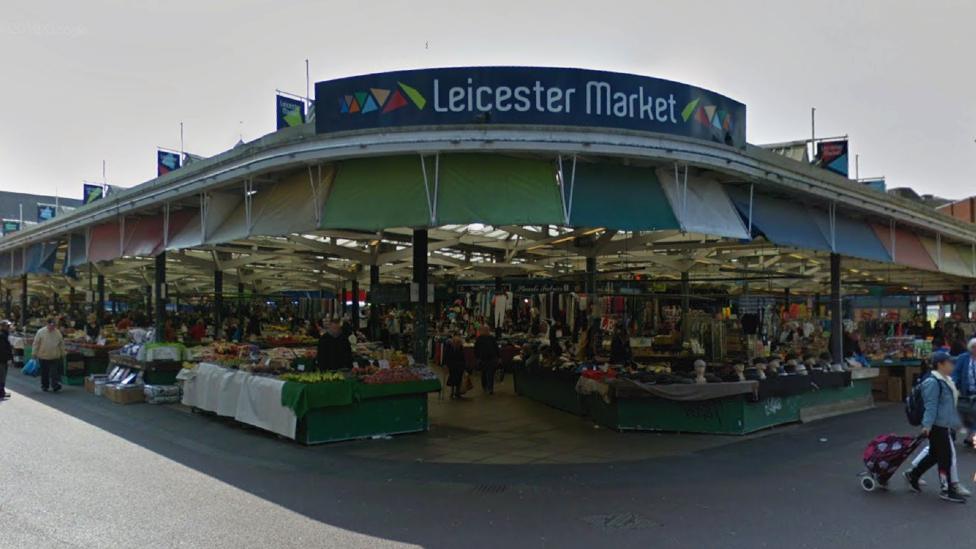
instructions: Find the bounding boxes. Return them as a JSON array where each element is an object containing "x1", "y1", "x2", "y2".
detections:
[
  {"x1": 103, "y1": 384, "x2": 145, "y2": 405},
  {"x1": 84, "y1": 375, "x2": 108, "y2": 394},
  {"x1": 887, "y1": 377, "x2": 904, "y2": 403}
]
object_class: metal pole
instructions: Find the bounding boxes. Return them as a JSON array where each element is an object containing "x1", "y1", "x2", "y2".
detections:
[
  {"x1": 154, "y1": 252, "x2": 166, "y2": 341},
  {"x1": 145, "y1": 284, "x2": 152, "y2": 324},
  {"x1": 830, "y1": 253, "x2": 843, "y2": 362},
  {"x1": 413, "y1": 229, "x2": 429, "y2": 365},
  {"x1": 20, "y1": 274, "x2": 27, "y2": 328},
  {"x1": 351, "y1": 277, "x2": 360, "y2": 333},
  {"x1": 585, "y1": 256, "x2": 597, "y2": 295},
  {"x1": 96, "y1": 274, "x2": 105, "y2": 328},
  {"x1": 369, "y1": 264, "x2": 380, "y2": 340},
  {"x1": 681, "y1": 271, "x2": 690, "y2": 342},
  {"x1": 214, "y1": 270, "x2": 224, "y2": 339},
  {"x1": 811, "y1": 107, "x2": 816, "y2": 161},
  {"x1": 964, "y1": 285, "x2": 971, "y2": 321}
]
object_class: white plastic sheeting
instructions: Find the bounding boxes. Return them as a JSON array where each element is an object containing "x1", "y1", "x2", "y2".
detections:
[
  {"x1": 202, "y1": 171, "x2": 329, "y2": 246},
  {"x1": 920, "y1": 237, "x2": 972, "y2": 278},
  {"x1": 656, "y1": 167, "x2": 750, "y2": 240}
]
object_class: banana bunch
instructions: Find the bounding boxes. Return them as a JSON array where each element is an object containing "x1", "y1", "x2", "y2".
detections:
[{"x1": 279, "y1": 371, "x2": 346, "y2": 384}]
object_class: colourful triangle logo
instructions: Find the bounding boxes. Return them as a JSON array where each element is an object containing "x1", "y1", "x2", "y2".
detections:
[
  {"x1": 370, "y1": 88, "x2": 391, "y2": 107},
  {"x1": 398, "y1": 82, "x2": 426, "y2": 109},
  {"x1": 361, "y1": 94, "x2": 379, "y2": 113},
  {"x1": 338, "y1": 97, "x2": 349, "y2": 113},
  {"x1": 681, "y1": 98, "x2": 700, "y2": 122},
  {"x1": 349, "y1": 97, "x2": 361, "y2": 113},
  {"x1": 383, "y1": 89, "x2": 408, "y2": 112}
]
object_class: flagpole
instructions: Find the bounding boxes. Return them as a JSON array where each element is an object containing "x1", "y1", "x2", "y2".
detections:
[
  {"x1": 305, "y1": 59, "x2": 310, "y2": 107},
  {"x1": 180, "y1": 122, "x2": 184, "y2": 161}
]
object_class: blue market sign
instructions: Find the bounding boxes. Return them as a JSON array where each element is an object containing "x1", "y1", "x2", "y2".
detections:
[
  {"x1": 276, "y1": 94, "x2": 306, "y2": 129},
  {"x1": 315, "y1": 66, "x2": 746, "y2": 148}
]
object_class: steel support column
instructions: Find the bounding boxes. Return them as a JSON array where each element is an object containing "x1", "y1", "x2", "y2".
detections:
[
  {"x1": 369, "y1": 264, "x2": 380, "y2": 340},
  {"x1": 585, "y1": 256, "x2": 596, "y2": 295},
  {"x1": 351, "y1": 277, "x2": 360, "y2": 333},
  {"x1": 214, "y1": 270, "x2": 223, "y2": 339},
  {"x1": 154, "y1": 252, "x2": 166, "y2": 340},
  {"x1": 830, "y1": 253, "x2": 843, "y2": 363},
  {"x1": 680, "y1": 271, "x2": 690, "y2": 342},
  {"x1": 413, "y1": 229, "x2": 428, "y2": 365},
  {"x1": 20, "y1": 274, "x2": 27, "y2": 327}
]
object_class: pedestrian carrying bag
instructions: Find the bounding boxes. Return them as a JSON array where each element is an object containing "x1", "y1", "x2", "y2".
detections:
[{"x1": 22, "y1": 358, "x2": 39, "y2": 377}]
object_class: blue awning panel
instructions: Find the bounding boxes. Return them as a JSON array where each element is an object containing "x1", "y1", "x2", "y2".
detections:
[
  {"x1": 0, "y1": 252, "x2": 10, "y2": 278},
  {"x1": 808, "y1": 209, "x2": 892, "y2": 263},
  {"x1": 726, "y1": 187, "x2": 831, "y2": 251},
  {"x1": 25, "y1": 242, "x2": 58, "y2": 274},
  {"x1": 64, "y1": 233, "x2": 87, "y2": 272}
]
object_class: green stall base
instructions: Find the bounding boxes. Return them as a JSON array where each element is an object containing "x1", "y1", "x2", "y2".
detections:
[
  {"x1": 84, "y1": 356, "x2": 110, "y2": 375},
  {"x1": 296, "y1": 394, "x2": 430, "y2": 445},
  {"x1": 513, "y1": 370, "x2": 585, "y2": 416},
  {"x1": 586, "y1": 379, "x2": 873, "y2": 435}
]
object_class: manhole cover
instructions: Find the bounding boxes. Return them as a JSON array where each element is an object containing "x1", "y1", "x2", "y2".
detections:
[
  {"x1": 583, "y1": 513, "x2": 658, "y2": 530},
  {"x1": 471, "y1": 483, "x2": 508, "y2": 495}
]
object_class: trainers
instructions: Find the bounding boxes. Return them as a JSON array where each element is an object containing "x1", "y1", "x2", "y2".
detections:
[
  {"x1": 952, "y1": 483, "x2": 972, "y2": 497},
  {"x1": 940, "y1": 490, "x2": 967, "y2": 504},
  {"x1": 904, "y1": 471, "x2": 921, "y2": 493}
]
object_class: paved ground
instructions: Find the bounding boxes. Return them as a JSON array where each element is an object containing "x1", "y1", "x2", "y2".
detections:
[{"x1": 2, "y1": 370, "x2": 975, "y2": 549}]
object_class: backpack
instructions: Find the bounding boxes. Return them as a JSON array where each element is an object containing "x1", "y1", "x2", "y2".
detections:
[{"x1": 905, "y1": 374, "x2": 941, "y2": 427}]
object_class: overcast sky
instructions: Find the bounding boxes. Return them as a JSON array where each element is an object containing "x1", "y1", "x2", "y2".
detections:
[{"x1": 2, "y1": 0, "x2": 974, "y2": 200}]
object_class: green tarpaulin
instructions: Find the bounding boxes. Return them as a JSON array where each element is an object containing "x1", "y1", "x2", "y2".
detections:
[
  {"x1": 436, "y1": 154, "x2": 563, "y2": 226},
  {"x1": 321, "y1": 156, "x2": 431, "y2": 230},
  {"x1": 281, "y1": 379, "x2": 441, "y2": 418},
  {"x1": 281, "y1": 380, "x2": 354, "y2": 418},
  {"x1": 568, "y1": 163, "x2": 680, "y2": 230}
]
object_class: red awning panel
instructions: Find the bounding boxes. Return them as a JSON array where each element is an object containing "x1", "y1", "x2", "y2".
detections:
[
  {"x1": 88, "y1": 221, "x2": 122, "y2": 263},
  {"x1": 870, "y1": 224, "x2": 938, "y2": 271},
  {"x1": 123, "y1": 216, "x2": 165, "y2": 257}
]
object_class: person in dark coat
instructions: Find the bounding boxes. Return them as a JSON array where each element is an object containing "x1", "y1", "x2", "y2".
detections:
[
  {"x1": 609, "y1": 325, "x2": 632, "y2": 365},
  {"x1": 474, "y1": 325, "x2": 500, "y2": 395},
  {"x1": 316, "y1": 320, "x2": 352, "y2": 371},
  {"x1": 444, "y1": 334, "x2": 467, "y2": 399},
  {"x1": 0, "y1": 321, "x2": 12, "y2": 399}
]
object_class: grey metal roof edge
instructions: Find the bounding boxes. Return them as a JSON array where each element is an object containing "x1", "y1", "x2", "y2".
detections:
[{"x1": 0, "y1": 123, "x2": 973, "y2": 253}]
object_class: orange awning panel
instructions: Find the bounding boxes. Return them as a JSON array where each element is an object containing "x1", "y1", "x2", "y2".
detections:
[{"x1": 870, "y1": 224, "x2": 938, "y2": 272}]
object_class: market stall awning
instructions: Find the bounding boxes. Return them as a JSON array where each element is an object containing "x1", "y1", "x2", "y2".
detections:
[
  {"x1": 64, "y1": 233, "x2": 87, "y2": 272},
  {"x1": 0, "y1": 252, "x2": 11, "y2": 278},
  {"x1": 24, "y1": 241, "x2": 59, "y2": 274},
  {"x1": 437, "y1": 154, "x2": 563, "y2": 226},
  {"x1": 920, "y1": 237, "x2": 972, "y2": 278},
  {"x1": 565, "y1": 162, "x2": 678, "y2": 231},
  {"x1": 957, "y1": 244, "x2": 976, "y2": 277},
  {"x1": 322, "y1": 156, "x2": 430, "y2": 230},
  {"x1": 808, "y1": 209, "x2": 892, "y2": 263},
  {"x1": 870, "y1": 224, "x2": 939, "y2": 272},
  {"x1": 166, "y1": 212, "x2": 203, "y2": 251},
  {"x1": 123, "y1": 216, "x2": 165, "y2": 257},
  {"x1": 656, "y1": 168, "x2": 747, "y2": 238},
  {"x1": 204, "y1": 190, "x2": 247, "y2": 245},
  {"x1": 727, "y1": 187, "x2": 830, "y2": 251},
  {"x1": 88, "y1": 221, "x2": 122, "y2": 263},
  {"x1": 250, "y1": 170, "x2": 329, "y2": 237}
]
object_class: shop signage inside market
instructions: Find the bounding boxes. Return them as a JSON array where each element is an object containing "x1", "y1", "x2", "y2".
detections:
[{"x1": 315, "y1": 66, "x2": 747, "y2": 148}]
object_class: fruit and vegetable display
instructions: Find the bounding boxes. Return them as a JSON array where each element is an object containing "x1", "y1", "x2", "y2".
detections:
[
  {"x1": 279, "y1": 371, "x2": 345, "y2": 384},
  {"x1": 361, "y1": 368, "x2": 422, "y2": 385}
]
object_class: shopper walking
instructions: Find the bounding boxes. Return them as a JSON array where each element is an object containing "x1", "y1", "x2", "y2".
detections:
[
  {"x1": 474, "y1": 325, "x2": 500, "y2": 395},
  {"x1": 952, "y1": 338, "x2": 976, "y2": 447},
  {"x1": 0, "y1": 321, "x2": 12, "y2": 400},
  {"x1": 444, "y1": 334, "x2": 467, "y2": 400},
  {"x1": 33, "y1": 318, "x2": 65, "y2": 393},
  {"x1": 904, "y1": 351, "x2": 967, "y2": 503}
]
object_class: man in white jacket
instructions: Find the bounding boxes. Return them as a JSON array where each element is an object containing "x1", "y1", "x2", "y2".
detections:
[{"x1": 33, "y1": 318, "x2": 65, "y2": 392}]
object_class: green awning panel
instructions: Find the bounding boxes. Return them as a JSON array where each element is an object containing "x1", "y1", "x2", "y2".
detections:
[
  {"x1": 957, "y1": 245, "x2": 976, "y2": 277},
  {"x1": 436, "y1": 154, "x2": 563, "y2": 226},
  {"x1": 920, "y1": 237, "x2": 972, "y2": 278},
  {"x1": 321, "y1": 156, "x2": 430, "y2": 230},
  {"x1": 568, "y1": 163, "x2": 680, "y2": 231}
]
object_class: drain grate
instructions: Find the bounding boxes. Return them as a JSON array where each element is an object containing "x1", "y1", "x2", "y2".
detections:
[
  {"x1": 471, "y1": 483, "x2": 508, "y2": 495},
  {"x1": 583, "y1": 513, "x2": 658, "y2": 530}
]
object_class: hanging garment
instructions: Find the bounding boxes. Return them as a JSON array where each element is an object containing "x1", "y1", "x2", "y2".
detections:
[{"x1": 493, "y1": 293, "x2": 508, "y2": 328}]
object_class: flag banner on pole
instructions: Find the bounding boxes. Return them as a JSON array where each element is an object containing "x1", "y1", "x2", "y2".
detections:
[
  {"x1": 1, "y1": 220, "x2": 20, "y2": 235},
  {"x1": 158, "y1": 150, "x2": 181, "y2": 176},
  {"x1": 816, "y1": 139, "x2": 849, "y2": 177},
  {"x1": 276, "y1": 94, "x2": 306, "y2": 129},
  {"x1": 83, "y1": 183, "x2": 104, "y2": 204},
  {"x1": 37, "y1": 203, "x2": 57, "y2": 222}
]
